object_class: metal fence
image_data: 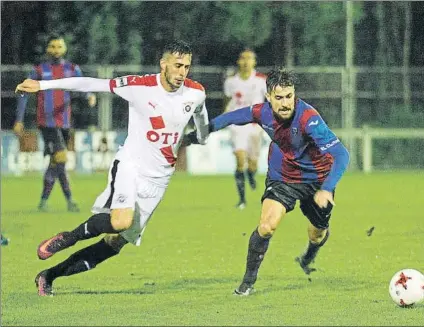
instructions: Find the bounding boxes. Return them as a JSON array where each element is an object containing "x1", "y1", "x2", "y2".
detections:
[{"x1": 2, "y1": 65, "x2": 424, "y2": 170}]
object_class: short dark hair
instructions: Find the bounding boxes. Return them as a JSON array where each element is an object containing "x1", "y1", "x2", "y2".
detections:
[
  {"x1": 266, "y1": 67, "x2": 297, "y2": 92},
  {"x1": 47, "y1": 33, "x2": 64, "y2": 44},
  {"x1": 162, "y1": 40, "x2": 192, "y2": 56}
]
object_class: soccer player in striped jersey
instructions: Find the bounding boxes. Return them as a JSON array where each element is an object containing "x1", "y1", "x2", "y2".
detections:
[
  {"x1": 186, "y1": 67, "x2": 350, "y2": 295},
  {"x1": 13, "y1": 34, "x2": 96, "y2": 212}
]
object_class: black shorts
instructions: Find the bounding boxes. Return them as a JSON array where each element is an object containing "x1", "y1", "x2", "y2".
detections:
[
  {"x1": 39, "y1": 127, "x2": 71, "y2": 156},
  {"x1": 261, "y1": 179, "x2": 335, "y2": 229}
]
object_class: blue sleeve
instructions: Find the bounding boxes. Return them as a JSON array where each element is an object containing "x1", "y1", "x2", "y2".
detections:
[
  {"x1": 210, "y1": 107, "x2": 254, "y2": 132},
  {"x1": 74, "y1": 65, "x2": 83, "y2": 77},
  {"x1": 16, "y1": 67, "x2": 38, "y2": 122},
  {"x1": 321, "y1": 143, "x2": 350, "y2": 192},
  {"x1": 305, "y1": 115, "x2": 350, "y2": 192}
]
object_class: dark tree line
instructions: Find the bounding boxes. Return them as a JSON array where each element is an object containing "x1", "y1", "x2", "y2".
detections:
[{"x1": 2, "y1": 1, "x2": 423, "y2": 67}]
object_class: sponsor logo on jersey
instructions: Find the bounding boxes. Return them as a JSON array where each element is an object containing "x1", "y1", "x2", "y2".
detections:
[
  {"x1": 115, "y1": 77, "x2": 128, "y2": 87},
  {"x1": 116, "y1": 194, "x2": 127, "y2": 204},
  {"x1": 319, "y1": 139, "x2": 340, "y2": 151},
  {"x1": 183, "y1": 102, "x2": 194, "y2": 113}
]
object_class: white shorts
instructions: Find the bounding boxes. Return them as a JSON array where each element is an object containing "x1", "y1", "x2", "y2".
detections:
[
  {"x1": 92, "y1": 159, "x2": 167, "y2": 246},
  {"x1": 230, "y1": 124, "x2": 263, "y2": 160}
]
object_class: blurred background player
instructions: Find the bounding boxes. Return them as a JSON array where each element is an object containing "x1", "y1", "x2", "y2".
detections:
[
  {"x1": 13, "y1": 34, "x2": 96, "y2": 212},
  {"x1": 223, "y1": 49, "x2": 267, "y2": 209}
]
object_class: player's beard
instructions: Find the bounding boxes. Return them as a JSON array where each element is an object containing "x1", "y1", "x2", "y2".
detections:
[
  {"x1": 276, "y1": 107, "x2": 295, "y2": 120},
  {"x1": 164, "y1": 68, "x2": 183, "y2": 91},
  {"x1": 48, "y1": 53, "x2": 63, "y2": 64}
]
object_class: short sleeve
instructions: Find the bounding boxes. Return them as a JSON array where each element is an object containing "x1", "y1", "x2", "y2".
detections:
[{"x1": 223, "y1": 78, "x2": 232, "y2": 98}]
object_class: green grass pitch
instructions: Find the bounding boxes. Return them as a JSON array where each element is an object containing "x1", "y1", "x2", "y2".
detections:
[{"x1": 1, "y1": 172, "x2": 423, "y2": 326}]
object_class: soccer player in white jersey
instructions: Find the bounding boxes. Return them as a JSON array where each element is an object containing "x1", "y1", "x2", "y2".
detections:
[
  {"x1": 223, "y1": 49, "x2": 267, "y2": 209},
  {"x1": 15, "y1": 40, "x2": 210, "y2": 296}
]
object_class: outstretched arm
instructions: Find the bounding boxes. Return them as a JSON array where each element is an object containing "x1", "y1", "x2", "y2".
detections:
[
  {"x1": 16, "y1": 77, "x2": 111, "y2": 94},
  {"x1": 14, "y1": 68, "x2": 40, "y2": 136},
  {"x1": 209, "y1": 106, "x2": 255, "y2": 132},
  {"x1": 74, "y1": 65, "x2": 97, "y2": 107},
  {"x1": 182, "y1": 106, "x2": 257, "y2": 146}
]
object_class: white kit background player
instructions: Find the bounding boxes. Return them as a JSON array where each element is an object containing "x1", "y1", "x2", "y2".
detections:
[
  {"x1": 223, "y1": 48, "x2": 267, "y2": 209},
  {"x1": 15, "y1": 40, "x2": 209, "y2": 296}
]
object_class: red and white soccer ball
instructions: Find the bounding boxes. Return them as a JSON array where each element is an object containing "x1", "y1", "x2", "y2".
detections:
[{"x1": 389, "y1": 269, "x2": 424, "y2": 307}]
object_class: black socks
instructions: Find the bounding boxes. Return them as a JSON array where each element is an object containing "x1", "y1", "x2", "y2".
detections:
[
  {"x1": 242, "y1": 228, "x2": 271, "y2": 286},
  {"x1": 71, "y1": 213, "x2": 119, "y2": 241},
  {"x1": 302, "y1": 229, "x2": 330, "y2": 265},
  {"x1": 46, "y1": 238, "x2": 120, "y2": 281},
  {"x1": 235, "y1": 170, "x2": 246, "y2": 203}
]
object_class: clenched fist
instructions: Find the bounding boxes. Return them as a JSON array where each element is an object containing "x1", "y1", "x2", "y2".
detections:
[
  {"x1": 15, "y1": 79, "x2": 40, "y2": 94},
  {"x1": 313, "y1": 190, "x2": 335, "y2": 209}
]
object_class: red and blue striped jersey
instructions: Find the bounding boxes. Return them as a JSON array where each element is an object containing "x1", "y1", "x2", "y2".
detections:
[
  {"x1": 210, "y1": 98, "x2": 350, "y2": 191},
  {"x1": 17, "y1": 60, "x2": 83, "y2": 128}
]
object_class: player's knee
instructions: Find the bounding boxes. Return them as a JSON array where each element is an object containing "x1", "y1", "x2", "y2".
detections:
[
  {"x1": 234, "y1": 151, "x2": 246, "y2": 171},
  {"x1": 247, "y1": 159, "x2": 258, "y2": 172},
  {"x1": 53, "y1": 150, "x2": 67, "y2": 164},
  {"x1": 258, "y1": 200, "x2": 286, "y2": 237},
  {"x1": 258, "y1": 222, "x2": 275, "y2": 237},
  {"x1": 258, "y1": 215, "x2": 279, "y2": 237},
  {"x1": 104, "y1": 234, "x2": 128, "y2": 253},
  {"x1": 111, "y1": 208, "x2": 134, "y2": 231}
]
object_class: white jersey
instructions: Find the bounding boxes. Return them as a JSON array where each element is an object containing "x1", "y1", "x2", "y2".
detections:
[
  {"x1": 224, "y1": 70, "x2": 267, "y2": 112},
  {"x1": 109, "y1": 74, "x2": 207, "y2": 182},
  {"x1": 39, "y1": 74, "x2": 209, "y2": 245},
  {"x1": 39, "y1": 73, "x2": 209, "y2": 186}
]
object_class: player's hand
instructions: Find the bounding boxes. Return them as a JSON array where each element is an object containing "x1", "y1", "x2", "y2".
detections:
[
  {"x1": 314, "y1": 190, "x2": 335, "y2": 208},
  {"x1": 181, "y1": 131, "x2": 198, "y2": 147},
  {"x1": 13, "y1": 121, "x2": 24, "y2": 137},
  {"x1": 88, "y1": 94, "x2": 97, "y2": 107},
  {"x1": 15, "y1": 79, "x2": 40, "y2": 94}
]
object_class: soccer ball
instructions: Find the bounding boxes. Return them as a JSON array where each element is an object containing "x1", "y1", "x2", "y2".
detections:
[{"x1": 389, "y1": 269, "x2": 424, "y2": 307}]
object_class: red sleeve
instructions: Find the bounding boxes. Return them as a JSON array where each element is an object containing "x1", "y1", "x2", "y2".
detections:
[
  {"x1": 252, "y1": 103, "x2": 264, "y2": 123},
  {"x1": 109, "y1": 75, "x2": 158, "y2": 93},
  {"x1": 109, "y1": 79, "x2": 116, "y2": 93},
  {"x1": 299, "y1": 108, "x2": 319, "y2": 133}
]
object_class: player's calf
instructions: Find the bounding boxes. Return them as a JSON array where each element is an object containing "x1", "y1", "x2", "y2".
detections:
[
  {"x1": 246, "y1": 158, "x2": 258, "y2": 190},
  {"x1": 37, "y1": 209, "x2": 133, "y2": 260},
  {"x1": 234, "y1": 150, "x2": 247, "y2": 207},
  {"x1": 240, "y1": 228, "x2": 271, "y2": 288},
  {"x1": 72, "y1": 209, "x2": 133, "y2": 241},
  {"x1": 53, "y1": 150, "x2": 79, "y2": 211},
  {"x1": 36, "y1": 236, "x2": 127, "y2": 295},
  {"x1": 236, "y1": 199, "x2": 285, "y2": 292},
  {"x1": 296, "y1": 228, "x2": 330, "y2": 274}
]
